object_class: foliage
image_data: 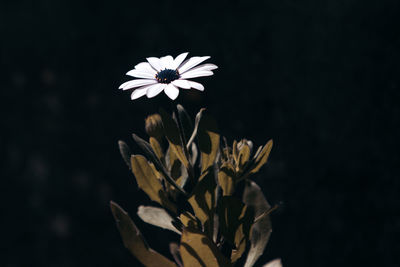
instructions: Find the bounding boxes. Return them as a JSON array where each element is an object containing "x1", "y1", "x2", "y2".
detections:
[{"x1": 111, "y1": 105, "x2": 281, "y2": 267}]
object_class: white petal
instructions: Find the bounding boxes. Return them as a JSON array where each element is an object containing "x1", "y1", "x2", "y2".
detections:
[
  {"x1": 172, "y1": 79, "x2": 191, "y2": 89},
  {"x1": 164, "y1": 83, "x2": 179, "y2": 100},
  {"x1": 134, "y1": 62, "x2": 157, "y2": 74},
  {"x1": 119, "y1": 79, "x2": 157, "y2": 90},
  {"x1": 146, "y1": 83, "x2": 166, "y2": 98},
  {"x1": 188, "y1": 81, "x2": 204, "y2": 91},
  {"x1": 126, "y1": 69, "x2": 156, "y2": 79},
  {"x1": 160, "y1": 55, "x2": 174, "y2": 69},
  {"x1": 130, "y1": 88, "x2": 148, "y2": 100},
  {"x1": 171, "y1": 52, "x2": 189, "y2": 69},
  {"x1": 146, "y1": 57, "x2": 163, "y2": 71},
  {"x1": 186, "y1": 63, "x2": 218, "y2": 72},
  {"x1": 178, "y1": 56, "x2": 210, "y2": 74},
  {"x1": 180, "y1": 70, "x2": 214, "y2": 79}
]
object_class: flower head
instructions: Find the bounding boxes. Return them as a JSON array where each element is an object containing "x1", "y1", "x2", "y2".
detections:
[{"x1": 119, "y1": 53, "x2": 217, "y2": 100}]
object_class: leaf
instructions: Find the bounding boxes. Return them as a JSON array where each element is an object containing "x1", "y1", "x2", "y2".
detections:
[
  {"x1": 249, "y1": 139, "x2": 273, "y2": 175},
  {"x1": 137, "y1": 206, "x2": 181, "y2": 234},
  {"x1": 149, "y1": 137, "x2": 164, "y2": 162},
  {"x1": 186, "y1": 108, "x2": 205, "y2": 149},
  {"x1": 132, "y1": 134, "x2": 186, "y2": 196},
  {"x1": 176, "y1": 104, "x2": 194, "y2": 143},
  {"x1": 179, "y1": 211, "x2": 199, "y2": 229},
  {"x1": 217, "y1": 196, "x2": 254, "y2": 263},
  {"x1": 159, "y1": 108, "x2": 190, "y2": 169},
  {"x1": 198, "y1": 111, "x2": 220, "y2": 174},
  {"x1": 262, "y1": 259, "x2": 283, "y2": 267},
  {"x1": 243, "y1": 181, "x2": 272, "y2": 267},
  {"x1": 110, "y1": 201, "x2": 177, "y2": 267},
  {"x1": 188, "y1": 170, "x2": 216, "y2": 237},
  {"x1": 169, "y1": 242, "x2": 183, "y2": 267},
  {"x1": 238, "y1": 143, "x2": 251, "y2": 170},
  {"x1": 180, "y1": 228, "x2": 232, "y2": 267},
  {"x1": 118, "y1": 140, "x2": 131, "y2": 169},
  {"x1": 131, "y1": 155, "x2": 177, "y2": 213},
  {"x1": 218, "y1": 162, "x2": 236, "y2": 196}
]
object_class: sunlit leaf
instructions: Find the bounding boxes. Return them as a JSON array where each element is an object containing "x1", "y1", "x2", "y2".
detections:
[
  {"x1": 149, "y1": 137, "x2": 164, "y2": 162},
  {"x1": 110, "y1": 201, "x2": 177, "y2": 267},
  {"x1": 188, "y1": 170, "x2": 216, "y2": 237},
  {"x1": 159, "y1": 108, "x2": 190, "y2": 169},
  {"x1": 118, "y1": 140, "x2": 131, "y2": 169},
  {"x1": 180, "y1": 228, "x2": 232, "y2": 267},
  {"x1": 176, "y1": 104, "x2": 193, "y2": 143},
  {"x1": 186, "y1": 108, "x2": 205, "y2": 149},
  {"x1": 179, "y1": 211, "x2": 199, "y2": 229},
  {"x1": 137, "y1": 206, "x2": 181, "y2": 234},
  {"x1": 238, "y1": 143, "x2": 251, "y2": 170},
  {"x1": 262, "y1": 259, "x2": 282, "y2": 267},
  {"x1": 249, "y1": 139, "x2": 273, "y2": 175},
  {"x1": 198, "y1": 111, "x2": 220, "y2": 174},
  {"x1": 218, "y1": 162, "x2": 236, "y2": 196},
  {"x1": 243, "y1": 181, "x2": 272, "y2": 267},
  {"x1": 132, "y1": 134, "x2": 186, "y2": 196},
  {"x1": 131, "y1": 155, "x2": 177, "y2": 213}
]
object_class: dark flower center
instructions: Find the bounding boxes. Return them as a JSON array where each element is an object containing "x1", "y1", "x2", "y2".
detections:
[{"x1": 156, "y1": 69, "x2": 180, "y2": 84}]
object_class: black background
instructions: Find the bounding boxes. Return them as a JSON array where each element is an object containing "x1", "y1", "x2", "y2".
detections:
[{"x1": 2, "y1": 0, "x2": 399, "y2": 266}]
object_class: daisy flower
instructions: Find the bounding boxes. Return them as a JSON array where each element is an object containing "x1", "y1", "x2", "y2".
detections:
[{"x1": 119, "y1": 53, "x2": 218, "y2": 100}]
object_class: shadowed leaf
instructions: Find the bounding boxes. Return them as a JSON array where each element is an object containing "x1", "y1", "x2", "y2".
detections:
[
  {"x1": 180, "y1": 228, "x2": 232, "y2": 267},
  {"x1": 131, "y1": 155, "x2": 177, "y2": 213},
  {"x1": 160, "y1": 108, "x2": 190, "y2": 168},
  {"x1": 198, "y1": 111, "x2": 220, "y2": 174},
  {"x1": 137, "y1": 206, "x2": 181, "y2": 234},
  {"x1": 170, "y1": 242, "x2": 183, "y2": 267},
  {"x1": 176, "y1": 104, "x2": 193, "y2": 142},
  {"x1": 238, "y1": 144, "x2": 251, "y2": 170},
  {"x1": 110, "y1": 201, "x2": 177, "y2": 267},
  {"x1": 243, "y1": 181, "x2": 272, "y2": 267},
  {"x1": 118, "y1": 140, "x2": 131, "y2": 169}
]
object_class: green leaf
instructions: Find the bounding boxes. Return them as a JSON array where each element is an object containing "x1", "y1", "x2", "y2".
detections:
[
  {"x1": 118, "y1": 140, "x2": 131, "y2": 169},
  {"x1": 131, "y1": 155, "x2": 177, "y2": 213},
  {"x1": 159, "y1": 108, "x2": 190, "y2": 169},
  {"x1": 137, "y1": 206, "x2": 181, "y2": 234},
  {"x1": 132, "y1": 134, "x2": 186, "y2": 196},
  {"x1": 243, "y1": 181, "x2": 272, "y2": 267},
  {"x1": 188, "y1": 170, "x2": 216, "y2": 238},
  {"x1": 198, "y1": 111, "x2": 220, "y2": 174},
  {"x1": 180, "y1": 228, "x2": 232, "y2": 267},
  {"x1": 110, "y1": 201, "x2": 177, "y2": 267},
  {"x1": 218, "y1": 162, "x2": 236, "y2": 196}
]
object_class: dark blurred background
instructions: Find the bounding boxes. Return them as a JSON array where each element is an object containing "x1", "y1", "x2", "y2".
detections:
[{"x1": 2, "y1": 0, "x2": 399, "y2": 266}]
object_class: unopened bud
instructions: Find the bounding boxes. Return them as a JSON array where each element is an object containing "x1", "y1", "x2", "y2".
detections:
[{"x1": 145, "y1": 113, "x2": 163, "y2": 138}]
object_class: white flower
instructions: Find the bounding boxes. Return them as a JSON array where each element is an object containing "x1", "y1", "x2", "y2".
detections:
[{"x1": 119, "y1": 53, "x2": 217, "y2": 100}]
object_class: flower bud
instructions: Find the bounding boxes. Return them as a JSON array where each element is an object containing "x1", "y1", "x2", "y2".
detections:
[{"x1": 145, "y1": 113, "x2": 163, "y2": 138}]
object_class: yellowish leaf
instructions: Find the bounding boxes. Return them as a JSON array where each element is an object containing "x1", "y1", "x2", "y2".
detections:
[{"x1": 198, "y1": 112, "x2": 220, "y2": 174}]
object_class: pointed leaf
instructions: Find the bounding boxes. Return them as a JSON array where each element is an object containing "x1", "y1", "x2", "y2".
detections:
[
  {"x1": 180, "y1": 228, "x2": 232, "y2": 267},
  {"x1": 118, "y1": 140, "x2": 131, "y2": 169},
  {"x1": 218, "y1": 162, "x2": 236, "y2": 196},
  {"x1": 131, "y1": 155, "x2": 177, "y2": 213},
  {"x1": 159, "y1": 108, "x2": 190, "y2": 168},
  {"x1": 137, "y1": 206, "x2": 181, "y2": 234},
  {"x1": 249, "y1": 139, "x2": 273, "y2": 175},
  {"x1": 149, "y1": 137, "x2": 164, "y2": 162},
  {"x1": 176, "y1": 104, "x2": 193, "y2": 142},
  {"x1": 198, "y1": 111, "x2": 220, "y2": 174},
  {"x1": 238, "y1": 143, "x2": 251, "y2": 170},
  {"x1": 186, "y1": 108, "x2": 205, "y2": 149},
  {"x1": 132, "y1": 134, "x2": 186, "y2": 195},
  {"x1": 243, "y1": 181, "x2": 272, "y2": 267},
  {"x1": 110, "y1": 201, "x2": 177, "y2": 267}
]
